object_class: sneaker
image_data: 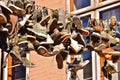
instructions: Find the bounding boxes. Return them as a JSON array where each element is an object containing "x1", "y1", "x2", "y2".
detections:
[
  {"x1": 70, "y1": 38, "x2": 84, "y2": 54},
  {"x1": 27, "y1": 23, "x2": 47, "y2": 40},
  {"x1": 56, "y1": 53, "x2": 63, "y2": 69},
  {"x1": 73, "y1": 33, "x2": 86, "y2": 47},
  {"x1": 8, "y1": 3, "x2": 26, "y2": 16},
  {"x1": 22, "y1": 57, "x2": 36, "y2": 68}
]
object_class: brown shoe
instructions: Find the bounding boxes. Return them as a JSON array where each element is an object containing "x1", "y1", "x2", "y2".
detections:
[
  {"x1": 0, "y1": 8, "x2": 7, "y2": 24},
  {"x1": 56, "y1": 53, "x2": 63, "y2": 69},
  {"x1": 47, "y1": 18, "x2": 58, "y2": 34},
  {"x1": 8, "y1": 3, "x2": 26, "y2": 16}
]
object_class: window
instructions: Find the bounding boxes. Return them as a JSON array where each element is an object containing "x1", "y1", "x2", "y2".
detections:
[
  {"x1": 74, "y1": 0, "x2": 91, "y2": 9},
  {"x1": 100, "y1": 6, "x2": 120, "y2": 21}
]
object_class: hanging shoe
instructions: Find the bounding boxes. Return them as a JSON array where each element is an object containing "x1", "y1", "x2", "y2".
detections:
[
  {"x1": 0, "y1": 25, "x2": 8, "y2": 32},
  {"x1": 102, "y1": 47, "x2": 120, "y2": 56},
  {"x1": 27, "y1": 23, "x2": 47, "y2": 40},
  {"x1": 0, "y1": 2, "x2": 12, "y2": 14},
  {"x1": 47, "y1": 18, "x2": 58, "y2": 34},
  {"x1": 73, "y1": 33, "x2": 86, "y2": 47},
  {"x1": 40, "y1": 34, "x2": 54, "y2": 45},
  {"x1": 70, "y1": 38, "x2": 84, "y2": 54},
  {"x1": 14, "y1": 0, "x2": 24, "y2": 9},
  {"x1": 21, "y1": 57, "x2": 36, "y2": 68},
  {"x1": 72, "y1": 16, "x2": 82, "y2": 29},
  {"x1": 112, "y1": 44, "x2": 120, "y2": 51},
  {"x1": 39, "y1": 15, "x2": 50, "y2": 26},
  {"x1": 51, "y1": 9, "x2": 59, "y2": 20},
  {"x1": 25, "y1": 34, "x2": 36, "y2": 42},
  {"x1": 68, "y1": 60, "x2": 90, "y2": 71},
  {"x1": 56, "y1": 53, "x2": 63, "y2": 69},
  {"x1": 0, "y1": 7, "x2": 7, "y2": 24},
  {"x1": 8, "y1": 3, "x2": 26, "y2": 16},
  {"x1": 78, "y1": 28, "x2": 89, "y2": 37},
  {"x1": 18, "y1": 14, "x2": 32, "y2": 27}
]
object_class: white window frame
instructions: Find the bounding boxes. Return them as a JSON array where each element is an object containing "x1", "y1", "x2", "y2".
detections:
[{"x1": 70, "y1": 0, "x2": 119, "y2": 15}]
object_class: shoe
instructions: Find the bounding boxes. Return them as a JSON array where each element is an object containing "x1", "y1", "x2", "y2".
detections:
[
  {"x1": 73, "y1": 33, "x2": 86, "y2": 47},
  {"x1": 8, "y1": 3, "x2": 26, "y2": 16},
  {"x1": 0, "y1": 8, "x2": 7, "y2": 24},
  {"x1": 22, "y1": 57, "x2": 36, "y2": 68},
  {"x1": 112, "y1": 55, "x2": 120, "y2": 63},
  {"x1": 26, "y1": 41, "x2": 34, "y2": 51},
  {"x1": 91, "y1": 32, "x2": 101, "y2": 43},
  {"x1": 18, "y1": 37, "x2": 28, "y2": 46},
  {"x1": 0, "y1": 2, "x2": 12, "y2": 14},
  {"x1": 56, "y1": 53, "x2": 63, "y2": 69},
  {"x1": 39, "y1": 15, "x2": 50, "y2": 26},
  {"x1": 102, "y1": 47, "x2": 120, "y2": 56},
  {"x1": 18, "y1": 14, "x2": 32, "y2": 27},
  {"x1": 9, "y1": 49, "x2": 23, "y2": 65},
  {"x1": 51, "y1": 9, "x2": 59, "y2": 20},
  {"x1": 40, "y1": 34, "x2": 54, "y2": 45},
  {"x1": 14, "y1": 0, "x2": 24, "y2": 9},
  {"x1": 2, "y1": 53, "x2": 10, "y2": 68},
  {"x1": 86, "y1": 44, "x2": 94, "y2": 51},
  {"x1": 95, "y1": 43, "x2": 106, "y2": 51},
  {"x1": 37, "y1": 45, "x2": 58, "y2": 57},
  {"x1": 70, "y1": 38, "x2": 84, "y2": 54},
  {"x1": 111, "y1": 44, "x2": 120, "y2": 51},
  {"x1": 27, "y1": 23, "x2": 47, "y2": 40},
  {"x1": 68, "y1": 60, "x2": 90, "y2": 71},
  {"x1": 42, "y1": 6, "x2": 49, "y2": 17},
  {"x1": 59, "y1": 50, "x2": 69, "y2": 61},
  {"x1": 105, "y1": 64, "x2": 117, "y2": 74},
  {"x1": 26, "y1": 34, "x2": 36, "y2": 42},
  {"x1": 0, "y1": 25, "x2": 8, "y2": 32},
  {"x1": 72, "y1": 16, "x2": 82, "y2": 29},
  {"x1": 58, "y1": 8, "x2": 66, "y2": 25},
  {"x1": 101, "y1": 31, "x2": 117, "y2": 44},
  {"x1": 47, "y1": 18, "x2": 58, "y2": 34}
]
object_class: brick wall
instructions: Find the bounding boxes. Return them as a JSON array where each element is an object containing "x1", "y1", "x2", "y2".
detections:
[{"x1": 29, "y1": 51, "x2": 67, "y2": 80}]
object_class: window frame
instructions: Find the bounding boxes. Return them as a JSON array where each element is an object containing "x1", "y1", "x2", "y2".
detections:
[{"x1": 70, "y1": 0, "x2": 120, "y2": 15}]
